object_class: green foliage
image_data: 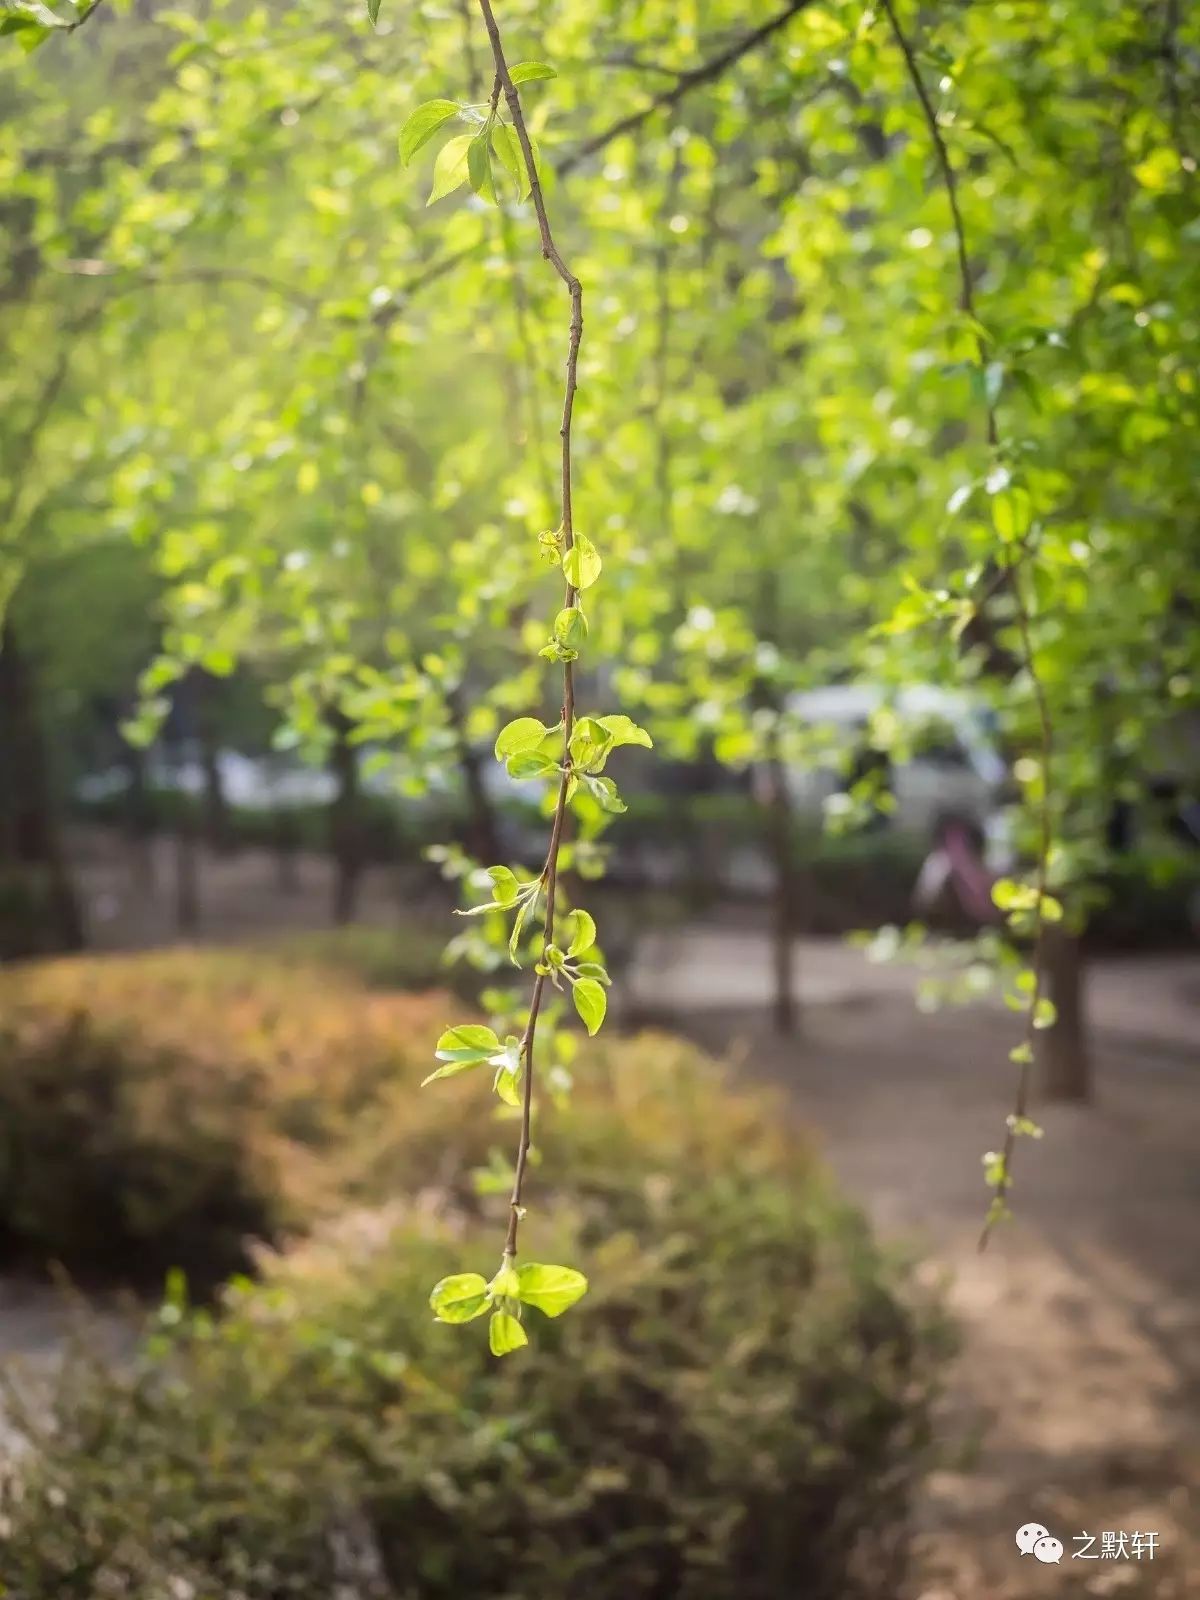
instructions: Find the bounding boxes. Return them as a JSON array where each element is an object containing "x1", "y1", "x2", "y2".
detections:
[{"x1": 0, "y1": 1034, "x2": 953, "y2": 1598}]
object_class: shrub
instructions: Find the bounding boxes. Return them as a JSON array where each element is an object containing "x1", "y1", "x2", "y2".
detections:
[
  {"x1": 0, "y1": 1036, "x2": 953, "y2": 1600},
  {"x1": 0, "y1": 946, "x2": 493, "y2": 1283}
]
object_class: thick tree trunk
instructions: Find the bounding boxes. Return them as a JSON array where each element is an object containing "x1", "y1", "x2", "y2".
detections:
[
  {"x1": 0, "y1": 617, "x2": 84, "y2": 955},
  {"x1": 1039, "y1": 927, "x2": 1091, "y2": 1102},
  {"x1": 328, "y1": 711, "x2": 362, "y2": 925}
]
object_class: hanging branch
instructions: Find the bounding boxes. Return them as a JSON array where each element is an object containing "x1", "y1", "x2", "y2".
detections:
[
  {"x1": 878, "y1": 0, "x2": 1055, "y2": 1249},
  {"x1": 475, "y1": 0, "x2": 583, "y2": 1266},
  {"x1": 395, "y1": 1, "x2": 652, "y2": 1356}
]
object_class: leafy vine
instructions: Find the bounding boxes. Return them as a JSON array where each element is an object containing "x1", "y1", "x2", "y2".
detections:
[
  {"x1": 391, "y1": 0, "x2": 651, "y2": 1354},
  {"x1": 879, "y1": 0, "x2": 1057, "y2": 1246}
]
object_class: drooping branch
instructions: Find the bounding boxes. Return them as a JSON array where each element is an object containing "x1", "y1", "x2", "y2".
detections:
[
  {"x1": 475, "y1": 0, "x2": 584, "y2": 1264},
  {"x1": 879, "y1": 0, "x2": 1055, "y2": 1248}
]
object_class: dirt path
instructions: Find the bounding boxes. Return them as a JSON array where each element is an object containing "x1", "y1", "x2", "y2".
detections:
[{"x1": 680, "y1": 990, "x2": 1199, "y2": 1599}]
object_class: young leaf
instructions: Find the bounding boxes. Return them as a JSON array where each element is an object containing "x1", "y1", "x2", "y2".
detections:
[
  {"x1": 490, "y1": 122, "x2": 524, "y2": 195},
  {"x1": 495, "y1": 716, "x2": 552, "y2": 760},
  {"x1": 489, "y1": 1310, "x2": 528, "y2": 1356},
  {"x1": 509, "y1": 61, "x2": 557, "y2": 85},
  {"x1": 509, "y1": 892, "x2": 535, "y2": 963},
  {"x1": 399, "y1": 100, "x2": 460, "y2": 165},
  {"x1": 493, "y1": 1065, "x2": 522, "y2": 1106},
  {"x1": 427, "y1": 133, "x2": 473, "y2": 205},
  {"x1": 432, "y1": 1024, "x2": 500, "y2": 1064},
  {"x1": 516, "y1": 1263, "x2": 588, "y2": 1317},
  {"x1": 467, "y1": 132, "x2": 496, "y2": 203},
  {"x1": 554, "y1": 606, "x2": 588, "y2": 649},
  {"x1": 507, "y1": 749, "x2": 559, "y2": 780},
  {"x1": 596, "y1": 713, "x2": 652, "y2": 750},
  {"x1": 422, "y1": 1056, "x2": 492, "y2": 1086},
  {"x1": 566, "y1": 908, "x2": 596, "y2": 958},
  {"x1": 367, "y1": 0, "x2": 381, "y2": 25},
  {"x1": 486, "y1": 866, "x2": 520, "y2": 907},
  {"x1": 562, "y1": 535, "x2": 602, "y2": 591},
  {"x1": 429, "y1": 1273, "x2": 490, "y2": 1323},
  {"x1": 581, "y1": 774, "x2": 627, "y2": 813},
  {"x1": 572, "y1": 977, "x2": 606, "y2": 1035}
]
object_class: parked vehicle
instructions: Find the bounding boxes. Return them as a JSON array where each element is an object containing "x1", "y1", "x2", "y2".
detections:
[{"x1": 766, "y1": 683, "x2": 1013, "y2": 867}]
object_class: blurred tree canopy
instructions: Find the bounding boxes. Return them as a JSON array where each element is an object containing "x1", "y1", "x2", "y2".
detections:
[{"x1": 1, "y1": 1, "x2": 1198, "y2": 1128}]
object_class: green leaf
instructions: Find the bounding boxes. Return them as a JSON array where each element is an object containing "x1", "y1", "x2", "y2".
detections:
[
  {"x1": 554, "y1": 606, "x2": 588, "y2": 650},
  {"x1": 424, "y1": 1024, "x2": 502, "y2": 1080},
  {"x1": 427, "y1": 133, "x2": 473, "y2": 204},
  {"x1": 516, "y1": 1263, "x2": 588, "y2": 1317},
  {"x1": 562, "y1": 535, "x2": 602, "y2": 591},
  {"x1": 487, "y1": 866, "x2": 520, "y2": 907},
  {"x1": 467, "y1": 132, "x2": 496, "y2": 203},
  {"x1": 509, "y1": 892, "x2": 535, "y2": 963},
  {"x1": 573, "y1": 961, "x2": 610, "y2": 984},
  {"x1": 366, "y1": 0, "x2": 381, "y2": 26},
  {"x1": 399, "y1": 100, "x2": 460, "y2": 165},
  {"x1": 509, "y1": 61, "x2": 557, "y2": 85},
  {"x1": 992, "y1": 486, "x2": 1032, "y2": 543},
  {"x1": 489, "y1": 1310, "x2": 528, "y2": 1356},
  {"x1": 493, "y1": 1064, "x2": 522, "y2": 1106},
  {"x1": 566, "y1": 908, "x2": 596, "y2": 958},
  {"x1": 581, "y1": 775, "x2": 627, "y2": 813},
  {"x1": 429, "y1": 1273, "x2": 490, "y2": 1323},
  {"x1": 495, "y1": 717, "x2": 552, "y2": 760},
  {"x1": 1033, "y1": 997, "x2": 1057, "y2": 1030},
  {"x1": 596, "y1": 713, "x2": 653, "y2": 751},
  {"x1": 572, "y1": 977, "x2": 606, "y2": 1036},
  {"x1": 507, "y1": 749, "x2": 559, "y2": 780},
  {"x1": 570, "y1": 717, "x2": 615, "y2": 773},
  {"x1": 490, "y1": 122, "x2": 526, "y2": 198}
]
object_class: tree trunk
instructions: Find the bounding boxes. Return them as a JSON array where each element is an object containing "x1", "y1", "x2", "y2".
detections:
[
  {"x1": 121, "y1": 738, "x2": 156, "y2": 895},
  {"x1": 0, "y1": 616, "x2": 84, "y2": 955},
  {"x1": 195, "y1": 673, "x2": 232, "y2": 854},
  {"x1": 763, "y1": 744, "x2": 799, "y2": 1036},
  {"x1": 1039, "y1": 927, "x2": 1091, "y2": 1102},
  {"x1": 328, "y1": 711, "x2": 362, "y2": 925},
  {"x1": 173, "y1": 803, "x2": 199, "y2": 934},
  {"x1": 273, "y1": 808, "x2": 299, "y2": 894}
]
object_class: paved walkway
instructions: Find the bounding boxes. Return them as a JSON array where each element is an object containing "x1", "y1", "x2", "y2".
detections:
[{"x1": 627, "y1": 925, "x2": 1199, "y2": 1054}]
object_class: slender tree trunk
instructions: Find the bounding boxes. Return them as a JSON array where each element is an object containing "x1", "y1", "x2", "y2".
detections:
[
  {"x1": 328, "y1": 711, "x2": 362, "y2": 925},
  {"x1": 0, "y1": 616, "x2": 84, "y2": 955},
  {"x1": 173, "y1": 800, "x2": 199, "y2": 934},
  {"x1": 122, "y1": 738, "x2": 156, "y2": 895},
  {"x1": 1039, "y1": 927, "x2": 1091, "y2": 1101},
  {"x1": 273, "y1": 807, "x2": 299, "y2": 894},
  {"x1": 195, "y1": 673, "x2": 232, "y2": 854},
  {"x1": 763, "y1": 737, "x2": 799, "y2": 1036}
]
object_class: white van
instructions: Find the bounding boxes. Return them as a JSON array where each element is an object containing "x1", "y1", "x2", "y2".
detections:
[{"x1": 769, "y1": 683, "x2": 1013, "y2": 865}]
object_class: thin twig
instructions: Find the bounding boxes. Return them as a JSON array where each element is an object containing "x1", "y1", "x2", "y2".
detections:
[
  {"x1": 476, "y1": 0, "x2": 584, "y2": 1263},
  {"x1": 879, "y1": 0, "x2": 1054, "y2": 1249},
  {"x1": 558, "y1": 0, "x2": 816, "y2": 176}
]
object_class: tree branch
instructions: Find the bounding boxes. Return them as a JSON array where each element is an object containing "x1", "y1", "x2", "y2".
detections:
[
  {"x1": 559, "y1": 1, "x2": 817, "y2": 176},
  {"x1": 475, "y1": 0, "x2": 584, "y2": 1265},
  {"x1": 879, "y1": 0, "x2": 1055, "y2": 1249}
]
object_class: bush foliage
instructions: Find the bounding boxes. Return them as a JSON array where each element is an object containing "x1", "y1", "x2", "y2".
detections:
[
  {"x1": 0, "y1": 944, "x2": 491, "y2": 1282},
  {"x1": 1, "y1": 1035, "x2": 952, "y2": 1600}
]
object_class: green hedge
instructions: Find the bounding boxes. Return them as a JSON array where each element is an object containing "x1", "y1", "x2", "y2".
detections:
[{"x1": 1, "y1": 1035, "x2": 953, "y2": 1600}]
